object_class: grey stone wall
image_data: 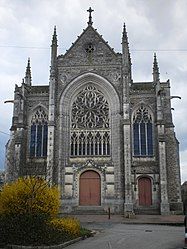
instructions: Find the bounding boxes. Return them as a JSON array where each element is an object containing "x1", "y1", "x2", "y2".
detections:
[{"x1": 5, "y1": 21, "x2": 183, "y2": 214}]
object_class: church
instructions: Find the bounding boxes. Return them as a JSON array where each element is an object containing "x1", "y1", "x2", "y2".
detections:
[{"x1": 5, "y1": 8, "x2": 183, "y2": 215}]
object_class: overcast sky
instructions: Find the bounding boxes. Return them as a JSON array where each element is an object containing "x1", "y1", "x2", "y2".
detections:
[{"x1": 0, "y1": 0, "x2": 187, "y2": 183}]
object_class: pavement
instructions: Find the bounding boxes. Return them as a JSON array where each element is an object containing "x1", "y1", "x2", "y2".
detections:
[{"x1": 71, "y1": 214, "x2": 184, "y2": 225}]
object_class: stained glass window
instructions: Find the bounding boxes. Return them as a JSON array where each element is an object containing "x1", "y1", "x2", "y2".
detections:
[
  {"x1": 133, "y1": 106, "x2": 153, "y2": 156},
  {"x1": 70, "y1": 85, "x2": 110, "y2": 156},
  {"x1": 30, "y1": 108, "x2": 48, "y2": 157}
]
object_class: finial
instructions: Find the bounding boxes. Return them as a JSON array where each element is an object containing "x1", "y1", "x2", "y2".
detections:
[
  {"x1": 153, "y1": 53, "x2": 158, "y2": 67},
  {"x1": 54, "y1": 26, "x2": 56, "y2": 36},
  {"x1": 87, "y1": 7, "x2": 94, "y2": 26}
]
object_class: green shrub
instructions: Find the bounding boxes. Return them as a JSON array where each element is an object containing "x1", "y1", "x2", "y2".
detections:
[{"x1": 0, "y1": 213, "x2": 73, "y2": 246}]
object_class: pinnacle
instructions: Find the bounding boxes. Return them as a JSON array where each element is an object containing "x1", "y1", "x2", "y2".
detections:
[{"x1": 25, "y1": 57, "x2": 32, "y2": 85}]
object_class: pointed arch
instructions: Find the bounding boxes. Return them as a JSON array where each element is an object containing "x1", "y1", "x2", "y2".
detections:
[
  {"x1": 58, "y1": 72, "x2": 120, "y2": 180},
  {"x1": 29, "y1": 107, "x2": 48, "y2": 157},
  {"x1": 132, "y1": 104, "x2": 154, "y2": 156}
]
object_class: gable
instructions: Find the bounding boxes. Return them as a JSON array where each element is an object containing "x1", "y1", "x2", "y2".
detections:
[{"x1": 58, "y1": 25, "x2": 121, "y2": 66}]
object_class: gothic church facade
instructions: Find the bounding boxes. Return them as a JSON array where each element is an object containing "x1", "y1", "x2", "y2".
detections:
[{"x1": 5, "y1": 9, "x2": 183, "y2": 215}]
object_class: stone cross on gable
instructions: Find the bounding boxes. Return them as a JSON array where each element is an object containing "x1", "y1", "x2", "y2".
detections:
[{"x1": 87, "y1": 7, "x2": 94, "y2": 25}]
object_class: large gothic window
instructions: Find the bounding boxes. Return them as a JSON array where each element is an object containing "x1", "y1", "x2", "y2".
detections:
[
  {"x1": 70, "y1": 85, "x2": 110, "y2": 156},
  {"x1": 30, "y1": 108, "x2": 48, "y2": 157},
  {"x1": 133, "y1": 105, "x2": 153, "y2": 156}
]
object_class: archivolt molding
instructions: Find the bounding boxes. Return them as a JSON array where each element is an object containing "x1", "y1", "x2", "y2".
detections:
[{"x1": 59, "y1": 72, "x2": 120, "y2": 116}]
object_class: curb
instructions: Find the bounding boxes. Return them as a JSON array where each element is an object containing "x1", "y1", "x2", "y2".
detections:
[{"x1": 6, "y1": 236, "x2": 86, "y2": 249}]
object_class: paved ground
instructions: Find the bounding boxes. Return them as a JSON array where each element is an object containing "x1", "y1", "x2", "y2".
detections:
[
  {"x1": 72, "y1": 214, "x2": 184, "y2": 225},
  {"x1": 66, "y1": 215, "x2": 186, "y2": 249},
  {"x1": 68, "y1": 224, "x2": 185, "y2": 249}
]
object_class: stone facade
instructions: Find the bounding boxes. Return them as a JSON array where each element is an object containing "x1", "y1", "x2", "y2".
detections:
[{"x1": 5, "y1": 10, "x2": 183, "y2": 215}]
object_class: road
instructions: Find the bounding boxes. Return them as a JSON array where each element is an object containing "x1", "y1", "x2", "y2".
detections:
[{"x1": 67, "y1": 223, "x2": 184, "y2": 249}]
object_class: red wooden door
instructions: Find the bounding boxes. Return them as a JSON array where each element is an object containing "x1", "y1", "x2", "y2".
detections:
[
  {"x1": 79, "y1": 171, "x2": 101, "y2": 206},
  {"x1": 138, "y1": 177, "x2": 152, "y2": 206}
]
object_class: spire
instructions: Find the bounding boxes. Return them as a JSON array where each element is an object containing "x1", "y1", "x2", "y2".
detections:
[
  {"x1": 122, "y1": 23, "x2": 131, "y2": 77},
  {"x1": 153, "y1": 53, "x2": 160, "y2": 83},
  {"x1": 51, "y1": 26, "x2": 58, "y2": 68},
  {"x1": 25, "y1": 58, "x2": 32, "y2": 86},
  {"x1": 87, "y1": 7, "x2": 94, "y2": 26}
]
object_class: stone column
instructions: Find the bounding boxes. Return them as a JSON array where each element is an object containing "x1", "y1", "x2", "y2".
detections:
[
  {"x1": 46, "y1": 71, "x2": 56, "y2": 184},
  {"x1": 158, "y1": 124, "x2": 170, "y2": 215},
  {"x1": 123, "y1": 95, "x2": 133, "y2": 215},
  {"x1": 123, "y1": 118, "x2": 133, "y2": 215}
]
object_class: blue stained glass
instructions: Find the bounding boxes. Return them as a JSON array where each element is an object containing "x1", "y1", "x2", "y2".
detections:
[
  {"x1": 147, "y1": 122, "x2": 153, "y2": 155},
  {"x1": 36, "y1": 123, "x2": 42, "y2": 157},
  {"x1": 133, "y1": 107, "x2": 154, "y2": 157},
  {"x1": 30, "y1": 124, "x2": 36, "y2": 157},
  {"x1": 140, "y1": 122, "x2": 146, "y2": 155},
  {"x1": 30, "y1": 110, "x2": 48, "y2": 158},
  {"x1": 133, "y1": 123, "x2": 140, "y2": 155},
  {"x1": 43, "y1": 123, "x2": 48, "y2": 156}
]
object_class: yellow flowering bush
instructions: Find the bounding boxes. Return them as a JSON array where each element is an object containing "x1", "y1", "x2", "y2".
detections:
[
  {"x1": 50, "y1": 217, "x2": 81, "y2": 237},
  {"x1": 0, "y1": 176, "x2": 60, "y2": 217},
  {"x1": 0, "y1": 177, "x2": 92, "y2": 246}
]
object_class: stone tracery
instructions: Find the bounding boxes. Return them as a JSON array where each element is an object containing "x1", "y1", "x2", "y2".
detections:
[
  {"x1": 71, "y1": 85, "x2": 110, "y2": 156},
  {"x1": 71, "y1": 85, "x2": 109, "y2": 129}
]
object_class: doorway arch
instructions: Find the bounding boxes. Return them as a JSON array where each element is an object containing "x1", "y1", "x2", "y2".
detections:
[
  {"x1": 138, "y1": 177, "x2": 152, "y2": 206},
  {"x1": 79, "y1": 170, "x2": 101, "y2": 206}
]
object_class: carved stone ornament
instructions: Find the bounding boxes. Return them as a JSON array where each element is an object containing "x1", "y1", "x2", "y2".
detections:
[
  {"x1": 59, "y1": 74, "x2": 67, "y2": 84},
  {"x1": 110, "y1": 72, "x2": 120, "y2": 82},
  {"x1": 71, "y1": 85, "x2": 109, "y2": 129}
]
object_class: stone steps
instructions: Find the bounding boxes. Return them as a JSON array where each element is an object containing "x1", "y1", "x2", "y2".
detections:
[
  {"x1": 60, "y1": 206, "x2": 108, "y2": 215},
  {"x1": 134, "y1": 207, "x2": 160, "y2": 215},
  {"x1": 73, "y1": 206, "x2": 107, "y2": 215}
]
